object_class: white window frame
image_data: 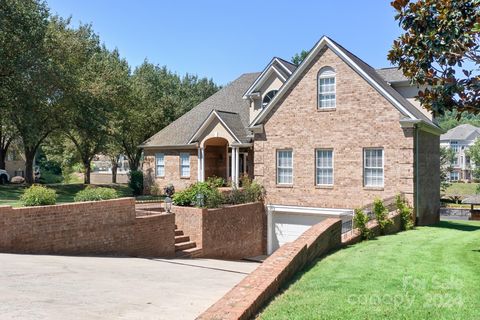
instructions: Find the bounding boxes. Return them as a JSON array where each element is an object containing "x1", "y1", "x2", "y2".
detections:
[
  {"x1": 318, "y1": 67, "x2": 336, "y2": 109},
  {"x1": 450, "y1": 141, "x2": 459, "y2": 152},
  {"x1": 316, "y1": 149, "x2": 334, "y2": 186},
  {"x1": 276, "y1": 149, "x2": 293, "y2": 185},
  {"x1": 155, "y1": 153, "x2": 165, "y2": 177},
  {"x1": 179, "y1": 153, "x2": 190, "y2": 178},
  {"x1": 363, "y1": 148, "x2": 384, "y2": 188},
  {"x1": 450, "y1": 171, "x2": 460, "y2": 181}
]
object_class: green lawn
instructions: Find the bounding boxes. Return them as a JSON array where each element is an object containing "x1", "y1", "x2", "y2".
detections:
[
  {"x1": 0, "y1": 183, "x2": 133, "y2": 207},
  {"x1": 444, "y1": 182, "x2": 479, "y2": 196},
  {"x1": 260, "y1": 220, "x2": 480, "y2": 320}
]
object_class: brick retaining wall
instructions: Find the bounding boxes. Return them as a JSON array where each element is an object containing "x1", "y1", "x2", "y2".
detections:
[
  {"x1": 198, "y1": 212, "x2": 403, "y2": 320},
  {"x1": 0, "y1": 198, "x2": 175, "y2": 257},
  {"x1": 173, "y1": 202, "x2": 266, "y2": 259}
]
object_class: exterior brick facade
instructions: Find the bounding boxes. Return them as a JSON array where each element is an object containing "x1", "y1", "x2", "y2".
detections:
[
  {"x1": 0, "y1": 198, "x2": 175, "y2": 257},
  {"x1": 254, "y1": 47, "x2": 417, "y2": 209},
  {"x1": 143, "y1": 149, "x2": 198, "y2": 193}
]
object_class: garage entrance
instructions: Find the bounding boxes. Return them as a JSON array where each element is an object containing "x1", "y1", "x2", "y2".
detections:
[{"x1": 267, "y1": 205, "x2": 353, "y2": 254}]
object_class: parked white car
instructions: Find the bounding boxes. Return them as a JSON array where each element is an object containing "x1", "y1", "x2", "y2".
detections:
[{"x1": 0, "y1": 169, "x2": 10, "y2": 184}]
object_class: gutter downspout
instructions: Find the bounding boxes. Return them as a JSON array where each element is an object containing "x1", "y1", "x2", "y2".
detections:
[{"x1": 414, "y1": 124, "x2": 420, "y2": 225}]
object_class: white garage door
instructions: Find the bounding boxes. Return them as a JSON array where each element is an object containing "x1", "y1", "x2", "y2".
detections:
[{"x1": 268, "y1": 205, "x2": 353, "y2": 254}]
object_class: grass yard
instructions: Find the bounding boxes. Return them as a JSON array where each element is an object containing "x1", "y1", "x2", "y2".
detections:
[
  {"x1": 443, "y1": 182, "x2": 479, "y2": 196},
  {"x1": 259, "y1": 220, "x2": 480, "y2": 320},
  {"x1": 0, "y1": 183, "x2": 133, "y2": 207}
]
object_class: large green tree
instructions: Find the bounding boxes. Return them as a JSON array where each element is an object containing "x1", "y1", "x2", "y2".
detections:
[
  {"x1": 53, "y1": 18, "x2": 131, "y2": 184},
  {"x1": 0, "y1": 0, "x2": 64, "y2": 184},
  {"x1": 388, "y1": 0, "x2": 480, "y2": 116},
  {"x1": 117, "y1": 62, "x2": 219, "y2": 171}
]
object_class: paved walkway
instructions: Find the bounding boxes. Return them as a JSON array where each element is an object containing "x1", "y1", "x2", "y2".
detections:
[{"x1": 0, "y1": 253, "x2": 259, "y2": 320}]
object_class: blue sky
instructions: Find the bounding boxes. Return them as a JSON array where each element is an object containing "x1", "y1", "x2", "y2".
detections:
[{"x1": 46, "y1": 0, "x2": 403, "y2": 85}]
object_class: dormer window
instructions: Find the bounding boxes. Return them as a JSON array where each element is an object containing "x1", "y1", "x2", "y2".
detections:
[
  {"x1": 262, "y1": 90, "x2": 278, "y2": 108},
  {"x1": 318, "y1": 67, "x2": 336, "y2": 109}
]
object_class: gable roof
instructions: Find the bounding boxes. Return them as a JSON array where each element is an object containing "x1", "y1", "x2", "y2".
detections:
[
  {"x1": 140, "y1": 72, "x2": 259, "y2": 148},
  {"x1": 187, "y1": 110, "x2": 248, "y2": 144},
  {"x1": 440, "y1": 124, "x2": 480, "y2": 141},
  {"x1": 249, "y1": 36, "x2": 441, "y2": 133},
  {"x1": 242, "y1": 57, "x2": 294, "y2": 99},
  {"x1": 375, "y1": 67, "x2": 409, "y2": 84}
]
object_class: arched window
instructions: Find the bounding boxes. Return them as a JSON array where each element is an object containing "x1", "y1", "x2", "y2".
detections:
[
  {"x1": 262, "y1": 90, "x2": 278, "y2": 108},
  {"x1": 318, "y1": 67, "x2": 336, "y2": 109}
]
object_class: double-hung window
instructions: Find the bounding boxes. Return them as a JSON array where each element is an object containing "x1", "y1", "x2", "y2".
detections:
[
  {"x1": 316, "y1": 149, "x2": 333, "y2": 186},
  {"x1": 277, "y1": 150, "x2": 293, "y2": 184},
  {"x1": 318, "y1": 67, "x2": 336, "y2": 109},
  {"x1": 364, "y1": 148, "x2": 384, "y2": 187},
  {"x1": 155, "y1": 153, "x2": 165, "y2": 177},
  {"x1": 179, "y1": 153, "x2": 190, "y2": 178}
]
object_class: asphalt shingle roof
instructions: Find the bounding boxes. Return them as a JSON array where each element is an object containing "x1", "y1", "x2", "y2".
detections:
[
  {"x1": 375, "y1": 67, "x2": 409, "y2": 83},
  {"x1": 141, "y1": 72, "x2": 260, "y2": 147},
  {"x1": 440, "y1": 124, "x2": 480, "y2": 141}
]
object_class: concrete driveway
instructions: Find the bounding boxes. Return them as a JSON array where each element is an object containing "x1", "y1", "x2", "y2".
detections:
[{"x1": 0, "y1": 253, "x2": 259, "y2": 320}]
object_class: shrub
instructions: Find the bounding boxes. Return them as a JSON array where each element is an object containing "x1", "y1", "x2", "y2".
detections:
[
  {"x1": 395, "y1": 194, "x2": 414, "y2": 230},
  {"x1": 206, "y1": 176, "x2": 225, "y2": 188},
  {"x1": 20, "y1": 185, "x2": 57, "y2": 206},
  {"x1": 150, "y1": 183, "x2": 162, "y2": 196},
  {"x1": 173, "y1": 182, "x2": 224, "y2": 208},
  {"x1": 241, "y1": 176, "x2": 265, "y2": 202},
  {"x1": 39, "y1": 170, "x2": 63, "y2": 184},
  {"x1": 353, "y1": 208, "x2": 373, "y2": 240},
  {"x1": 74, "y1": 186, "x2": 118, "y2": 202},
  {"x1": 128, "y1": 170, "x2": 143, "y2": 196},
  {"x1": 373, "y1": 198, "x2": 392, "y2": 235}
]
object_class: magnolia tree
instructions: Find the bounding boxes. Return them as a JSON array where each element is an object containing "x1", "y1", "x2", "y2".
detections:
[{"x1": 388, "y1": 0, "x2": 480, "y2": 116}]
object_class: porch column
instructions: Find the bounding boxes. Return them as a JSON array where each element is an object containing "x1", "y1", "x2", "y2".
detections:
[
  {"x1": 231, "y1": 146, "x2": 239, "y2": 187},
  {"x1": 198, "y1": 147, "x2": 205, "y2": 182}
]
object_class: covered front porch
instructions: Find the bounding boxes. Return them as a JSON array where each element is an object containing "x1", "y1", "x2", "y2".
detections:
[
  {"x1": 197, "y1": 137, "x2": 251, "y2": 187},
  {"x1": 189, "y1": 110, "x2": 253, "y2": 187}
]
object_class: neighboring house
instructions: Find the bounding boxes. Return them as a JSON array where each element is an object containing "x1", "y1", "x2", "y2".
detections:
[
  {"x1": 440, "y1": 124, "x2": 480, "y2": 181},
  {"x1": 141, "y1": 36, "x2": 442, "y2": 252},
  {"x1": 5, "y1": 146, "x2": 26, "y2": 178},
  {"x1": 91, "y1": 154, "x2": 130, "y2": 184}
]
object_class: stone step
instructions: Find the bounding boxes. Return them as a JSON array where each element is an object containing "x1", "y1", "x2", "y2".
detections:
[
  {"x1": 175, "y1": 247, "x2": 203, "y2": 258},
  {"x1": 175, "y1": 241, "x2": 196, "y2": 251},
  {"x1": 175, "y1": 235, "x2": 190, "y2": 244},
  {"x1": 175, "y1": 229, "x2": 184, "y2": 236}
]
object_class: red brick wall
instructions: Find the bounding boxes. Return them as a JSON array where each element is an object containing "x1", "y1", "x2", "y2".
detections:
[
  {"x1": 0, "y1": 198, "x2": 175, "y2": 257},
  {"x1": 199, "y1": 213, "x2": 404, "y2": 320},
  {"x1": 198, "y1": 218, "x2": 342, "y2": 320},
  {"x1": 133, "y1": 213, "x2": 175, "y2": 257},
  {"x1": 202, "y1": 202, "x2": 265, "y2": 259},
  {"x1": 172, "y1": 202, "x2": 266, "y2": 259}
]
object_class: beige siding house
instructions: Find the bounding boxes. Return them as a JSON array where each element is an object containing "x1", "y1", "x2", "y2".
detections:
[{"x1": 141, "y1": 36, "x2": 441, "y2": 247}]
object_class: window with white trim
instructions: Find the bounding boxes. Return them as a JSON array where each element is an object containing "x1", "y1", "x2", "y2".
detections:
[
  {"x1": 316, "y1": 149, "x2": 333, "y2": 186},
  {"x1": 318, "y1": 67, "x2": 336, "y2": 109},
  {"x1": 277, "y1": 150, "x2": 293, "y2": 184},
  {"x1": 450, "y1": 171, "x2": 459, "y2": 181},
  {"x1": 364, "y1": 148, "x2": 384, "y2": 187},
  {"x1": 155, "y1": 153, "x2": 165, "y2": 177},
  {"x1": 450, "y1": 141, "x2": 459, "y2": 152},
  {"x1": 262, "y1": 90, "x2": 278, "y2": 108},
  {"x1": 179, "y1": 153, "x2": 190, "y2": 178}
]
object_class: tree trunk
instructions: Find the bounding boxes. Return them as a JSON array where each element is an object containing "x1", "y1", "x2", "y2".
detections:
[
  {"x1": 111, "y1": 162, "x2": 118, "y2": 184},
  {"x1": 83, "y1": 161, "x2": 91, "y2": 184},
  {"x1": 0, "y1": 150, "x2": 6, "y2": 170},
  {"x1": 24, "y1": 150, "x2": 36, "y2": 185}
]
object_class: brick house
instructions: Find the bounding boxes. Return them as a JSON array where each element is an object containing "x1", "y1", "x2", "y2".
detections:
[{"x1": 141, "y1": 36, "x2": 441, "y2": 252}]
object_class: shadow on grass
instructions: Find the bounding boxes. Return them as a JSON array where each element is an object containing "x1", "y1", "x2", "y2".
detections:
[{"x1": 431, "y1": 220, "x2": 480, "y2": 232}]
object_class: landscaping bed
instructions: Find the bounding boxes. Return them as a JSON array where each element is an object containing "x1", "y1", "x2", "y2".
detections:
[{"x1": 259, "y1": 220, "x2": 480, "y2": 319}]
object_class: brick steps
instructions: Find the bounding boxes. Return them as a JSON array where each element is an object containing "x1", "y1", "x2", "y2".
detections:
[
  {"x1": 174, "y1": 226, "x2": 200, "y2": 258},
  {"x1": 174, "y1": 235, "x2": 190, "y2": 243},
  {"x1": 175, "y1": 241, "x2": 196, "y2": 251},
  {"x1": 175, "y1": 247, "x2": 203, "y2": 258}
]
